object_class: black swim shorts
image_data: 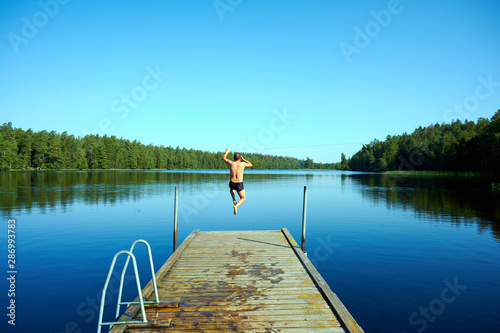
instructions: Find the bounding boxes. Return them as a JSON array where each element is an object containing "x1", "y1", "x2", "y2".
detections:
[{"x1": 229, "y1": 181, "x2": 244, "y2": 192}]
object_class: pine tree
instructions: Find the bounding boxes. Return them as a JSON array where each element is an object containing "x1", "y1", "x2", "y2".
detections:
[
  {"x1": 340, "y1": 153, "x2": 349, "y2": 170},
  {"x1": 32, "y1": 130, "x2": 49, "y2": 169},
  {"x1": 47, "y1": 131, "x2": 63, "y2": 169},
  {"x1": 18, "y1": 128, "x2": 33, "y2": 170},
  {"x1": 305, "y1": 157, "x2": 314, "y2": 169}
]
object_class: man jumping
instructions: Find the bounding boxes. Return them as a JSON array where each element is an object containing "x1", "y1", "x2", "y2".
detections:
[{"x1": 222, "y1": 148, "x2": 252, "y2": 215}]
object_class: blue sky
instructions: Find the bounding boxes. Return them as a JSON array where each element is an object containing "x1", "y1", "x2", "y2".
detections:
[{"x1": 1, "y1": 0, "x2": 499, "y2": 163}]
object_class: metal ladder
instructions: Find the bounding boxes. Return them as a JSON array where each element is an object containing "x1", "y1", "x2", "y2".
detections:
[{"x1": 97, "y1": 239, "x2": 159, "y2": 333}]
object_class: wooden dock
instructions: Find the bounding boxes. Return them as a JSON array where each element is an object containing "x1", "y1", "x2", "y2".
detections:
[{"x1": 109, "y1": 229, "x2": 364, "y2": 332}]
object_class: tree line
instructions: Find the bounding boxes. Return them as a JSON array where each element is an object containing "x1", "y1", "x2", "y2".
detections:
[
  {"x1": 342, "y1": 109, "x2": 500, "y2": 174},
  {"x1": 0, "y1": 124, "x2": 319, "y2": 171},
  {"x1": 4, "y1": 109, "x2": 497, "y2": 172}
]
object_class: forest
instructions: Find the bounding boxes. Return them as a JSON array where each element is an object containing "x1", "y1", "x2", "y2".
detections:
[
  {"x1": 1, "y1": 109, "x2": 498, "y2": 173},
  {"x1": 0, "y1": 123, "x2": 322, "y2": 171},
  {"x1": 344, "y1": 109, "x2": 500, "y2": 174}
]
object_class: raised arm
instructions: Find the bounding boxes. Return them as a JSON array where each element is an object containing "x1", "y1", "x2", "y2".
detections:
[
  {"x1": 222, "y1": 148, "x2": 231, "y2": 164},
  {"x1": 241, "y1": 156, "x2": 252, "y2": 168}
]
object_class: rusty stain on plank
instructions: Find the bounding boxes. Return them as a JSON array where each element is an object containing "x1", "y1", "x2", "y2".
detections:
[{"x1": 108, "y1": 229, "x2": 364, "y2": 333}]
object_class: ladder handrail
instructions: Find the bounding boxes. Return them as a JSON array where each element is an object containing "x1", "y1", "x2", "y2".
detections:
[
  {"x1": 115, "y1": 239, "x2": 159, "y2": 319},
  {"x1": 97, "y1": 250, "x2": 147, "y2": 333}
]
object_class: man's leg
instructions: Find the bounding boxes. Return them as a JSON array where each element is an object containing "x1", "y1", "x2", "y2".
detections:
[
  {"x1": 233, "y1": 190, "x2": 246, "y2": 215},
  {"x1": 230, "y1": 189, "x2": 237, "y2": 205}
]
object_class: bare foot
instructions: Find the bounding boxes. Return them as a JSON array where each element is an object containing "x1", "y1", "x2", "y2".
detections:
[
  {"x1": 233, "y1": 200, "x2": 237, "y2": 205},
  {"x1": 233, "y1": 205, "x2": 237, "y2": 215}
]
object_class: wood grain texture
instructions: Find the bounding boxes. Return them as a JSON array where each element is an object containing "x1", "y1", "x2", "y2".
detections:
[{"x1": 107, "y1": 229, "x2": 363, "y2": 333}]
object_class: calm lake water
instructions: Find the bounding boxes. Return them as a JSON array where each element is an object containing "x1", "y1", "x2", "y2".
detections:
[{"x1": 1, "y1": 170, "x2": 499, "y2": 333}]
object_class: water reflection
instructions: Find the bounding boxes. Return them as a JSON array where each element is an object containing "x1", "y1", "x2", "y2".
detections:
[
  {"x1": 349, "y1": 173, "x2": 500, "y2": 239},
  {"x1": 1, "y1": 171, "x2": 499, "y2": 239},
  {"x1": 0, "y1": 171, "x2": 298, "y2": 216}
]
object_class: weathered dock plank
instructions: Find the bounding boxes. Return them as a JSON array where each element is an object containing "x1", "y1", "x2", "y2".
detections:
[{"x1": 108, "y1": 229, "x2": 363, "y2": 333}]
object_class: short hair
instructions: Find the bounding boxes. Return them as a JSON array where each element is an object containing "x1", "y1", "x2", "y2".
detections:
[{"x1": 234, "y1": 153, "x2": 242, "y2": 161}]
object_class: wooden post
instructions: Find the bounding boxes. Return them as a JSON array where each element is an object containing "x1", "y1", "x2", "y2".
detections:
[
  {"x1": 301, "y1": 186, "x2": 307, "y2": 253},
  {"x1": 173, "y1": 186, "x2": 179, "y2": 252}
]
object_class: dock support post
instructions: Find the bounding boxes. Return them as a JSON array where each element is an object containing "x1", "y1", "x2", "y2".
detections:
[
  {"x1": 301, "y1": 186, "x2": 307, "y2": 253},
  {"x1": 173, "y1": 186, "x2": 179, "y2": 252}
]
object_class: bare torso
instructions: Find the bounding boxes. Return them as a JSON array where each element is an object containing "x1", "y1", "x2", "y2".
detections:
[
  {"x1": 229, "y1": 161, "x2": 246, "y2": 182},
  {"x1": 222, "y1": 149, "x2": 252, "y2": 215}
]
